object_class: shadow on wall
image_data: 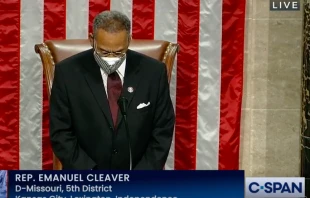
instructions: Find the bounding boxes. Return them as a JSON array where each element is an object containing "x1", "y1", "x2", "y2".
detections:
[{"x1": 301, "y1": 1, "x2": 310, "y2": 196}]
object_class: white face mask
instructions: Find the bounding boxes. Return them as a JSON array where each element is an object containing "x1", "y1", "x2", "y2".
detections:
[{"x1": 101, "y1": 57, "x2": 121, "y2": 66}]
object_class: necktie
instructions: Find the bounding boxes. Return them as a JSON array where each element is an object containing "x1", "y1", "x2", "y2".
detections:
[{"x1": 107, "y1": 72, "x2": 122, "y2": 128}]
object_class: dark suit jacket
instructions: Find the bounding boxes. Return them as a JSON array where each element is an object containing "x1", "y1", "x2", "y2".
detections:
[{"x1": 49, "y1": 49, "x2": 175, "y2": 170}]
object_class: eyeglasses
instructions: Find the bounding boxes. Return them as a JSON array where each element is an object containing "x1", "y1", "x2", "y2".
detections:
[
  {"x1": 93, "y1": 40, "x2": 127, "y2": 57},
  {"x1": 96, "y1": 51, "x2": 126, "y2": 57}
]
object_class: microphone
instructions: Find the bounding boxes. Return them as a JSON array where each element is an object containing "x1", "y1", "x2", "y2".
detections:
[
  {"x1": 117, "y1": 96, "x2": 132, "y2": 170},
  {"x1": 118, "y1": 96, "x2": 128, "y2": 116}
]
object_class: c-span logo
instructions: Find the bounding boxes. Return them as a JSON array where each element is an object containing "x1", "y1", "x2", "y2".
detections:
[{"x1": 245, "y1": 177, "x2": 305, "y2": 197}]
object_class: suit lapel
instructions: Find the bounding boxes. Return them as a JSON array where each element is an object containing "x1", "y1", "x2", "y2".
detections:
[
  {"x1": 81, "y1": 50, "x2": 114, "y2": 128},
  {"x1": 116, "y1": 50, "x2": 142, "y2": 128}
]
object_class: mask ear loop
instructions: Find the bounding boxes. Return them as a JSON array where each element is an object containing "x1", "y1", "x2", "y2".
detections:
[{"x1": 93, "y1": 40, "x2": 97, "y2": 53}]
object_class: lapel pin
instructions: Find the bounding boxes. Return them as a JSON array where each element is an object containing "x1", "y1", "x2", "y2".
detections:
[{"x1": 127, "y1": 87, "x2": 134, "y2": 93}]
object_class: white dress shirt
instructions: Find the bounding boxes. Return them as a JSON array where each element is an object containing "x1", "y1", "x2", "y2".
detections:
[{"x1": 100, "y1": 59, "x2": 126, "y2": 97}]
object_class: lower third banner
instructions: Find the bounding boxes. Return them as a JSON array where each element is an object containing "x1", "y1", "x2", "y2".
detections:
[{"x1": 7, "y1": 170, "x2": 244, "y2": 198}]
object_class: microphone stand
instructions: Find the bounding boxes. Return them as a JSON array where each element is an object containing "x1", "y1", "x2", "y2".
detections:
[
  {"x1": 118, "y1": 97, "x2": 132, "y2": 170},
  {"x1": 122, "y1": 114, "x2": 132, "y2": 170}
]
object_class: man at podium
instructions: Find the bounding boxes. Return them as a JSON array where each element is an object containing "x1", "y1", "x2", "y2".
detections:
[{"x1": 49, "y1": 11, "x2": 175, "y2": 170}]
